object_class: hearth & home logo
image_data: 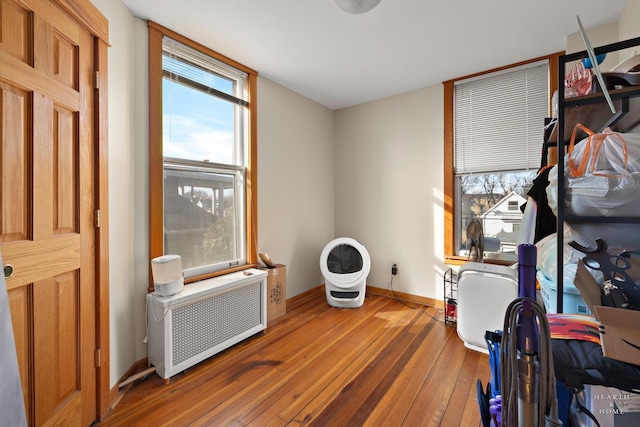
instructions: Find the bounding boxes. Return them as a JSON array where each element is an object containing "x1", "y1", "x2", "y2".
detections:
[{"x1": 593, "y1": 392, "x2": 632, "y2": 415}]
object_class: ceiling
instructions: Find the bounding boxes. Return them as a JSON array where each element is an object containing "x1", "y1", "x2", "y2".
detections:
[{"x1": 119, "y1": 0, "x2": 629, "y2": 110}]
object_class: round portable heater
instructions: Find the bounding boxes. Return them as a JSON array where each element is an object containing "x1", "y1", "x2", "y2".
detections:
[{"x1": 320, "y1": 237, "x2": 371, "y2": 308}]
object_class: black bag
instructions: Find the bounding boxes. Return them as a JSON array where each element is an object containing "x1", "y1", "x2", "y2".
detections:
[{"x1": 552, "y1": 338, "x2": 640, "y2": 393}]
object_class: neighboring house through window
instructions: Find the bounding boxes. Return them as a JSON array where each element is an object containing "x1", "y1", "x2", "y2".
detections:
[
  {"x1": 443, "y1": 53, "x2": 560, "y2": 263},
  {"x1": 148, "y1": 22, "x2": 258, "y2": 286}
]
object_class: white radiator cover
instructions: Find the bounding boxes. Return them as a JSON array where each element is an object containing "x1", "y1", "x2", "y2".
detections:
[{"x1": 147, "y1": 268, "x2": 267, "y2": 380}]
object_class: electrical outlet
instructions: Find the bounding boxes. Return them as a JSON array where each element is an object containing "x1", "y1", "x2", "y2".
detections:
[{"x1": 392, "y1": 263, "x2": 398, "y2": 276}]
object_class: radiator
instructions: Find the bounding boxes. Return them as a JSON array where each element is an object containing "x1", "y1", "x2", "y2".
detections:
[{"x1": 147, "y1": 268, "x2": 267, "y2": 381}]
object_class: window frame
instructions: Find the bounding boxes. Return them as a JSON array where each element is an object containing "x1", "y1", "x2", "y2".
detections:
[
  {"x1": 443, "y1": 52, "x2": 561, "y2": 265},
  {"x1": 148, "y1": 21, "x2": 259, "y2": 290}
]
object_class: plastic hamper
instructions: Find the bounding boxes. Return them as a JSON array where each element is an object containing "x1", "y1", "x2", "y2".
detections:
[{"x1": 537, "y1": 271, "x2": 591, "y2": 315}]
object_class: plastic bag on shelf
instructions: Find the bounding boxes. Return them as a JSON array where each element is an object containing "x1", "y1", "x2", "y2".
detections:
[
  {"x1": 547, "y1": 125, "x2": 640, "y2": 217},
  {"x1": 567, "y1": 124, "x2": 635, "y2": 179}
]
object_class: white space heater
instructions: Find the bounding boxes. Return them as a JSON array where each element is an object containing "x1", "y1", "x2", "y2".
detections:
[{"x1": 147, "y1": 268, "x2": 267, "y2": 381}]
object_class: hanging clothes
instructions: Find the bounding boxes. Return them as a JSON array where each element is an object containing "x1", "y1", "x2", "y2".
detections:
[{"x1": 528, "y1": 166, "x2": 557, "y2": 243}]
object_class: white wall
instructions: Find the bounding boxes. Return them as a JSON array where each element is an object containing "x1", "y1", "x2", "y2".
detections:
[
  {"x1": 334, "y1": 85, "x2": 448, "y2": 300},
  {"x1": 89, "y1": 0, "x2": 138, "y2": 388},
  {"x1": 92, "y1": 1, "x2": 335, "y2": 388},
  {"x1": 566, "y1": 21, "x2": 620, "y2": 68},
  {"x1": 619, "y1": 1, "x2": 640, "y2": 62},
  {"x1": 257, "y1": 78, "x2": 335, "y2": 297},
  {"x1": 566, "y1": 6, "x2": 640, "y2": 72},
  {"x1": 130, "y1": 18, "x2": 151, "y2": 375}
]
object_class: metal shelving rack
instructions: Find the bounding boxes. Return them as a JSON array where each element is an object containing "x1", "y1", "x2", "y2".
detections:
[
  {"x1": 443, "y1": 268, "x2": 457, "y2": 325},
  {"x1": 555, "y1": 36, "x2": 640, "y2": 312}
]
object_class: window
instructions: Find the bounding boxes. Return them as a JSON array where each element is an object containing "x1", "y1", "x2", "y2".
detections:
[
  {"x1": 443, "y1": 54, "x2": 560, "y2": 263},
  {"x1": 148, "y1": 22, "x2": 258, "y2": 285}
]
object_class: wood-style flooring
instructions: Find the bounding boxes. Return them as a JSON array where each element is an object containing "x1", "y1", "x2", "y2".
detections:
[{"x1": 96, "y1": 287, "x2": 489, "y2": 426}]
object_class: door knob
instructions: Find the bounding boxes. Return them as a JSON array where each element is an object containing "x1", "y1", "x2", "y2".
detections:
[{"x1": 4, "y1": 264, "x2": 13, "y2": 278}]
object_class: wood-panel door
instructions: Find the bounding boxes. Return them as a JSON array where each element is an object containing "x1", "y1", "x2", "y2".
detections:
[{"x1": 0, "y1": 0, "x2": 97, "y2": 425}]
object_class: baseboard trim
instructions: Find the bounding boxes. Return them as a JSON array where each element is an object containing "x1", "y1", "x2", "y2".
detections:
[
  {"x1": 366, "y1": 285, "x2": 442, "y2": 308},
  {"x1": 106, "y1": 358, "x2": 150, "y2": 416},
  {"x1": 288, "y1": 284, "x2": 324, "y2": 302},
  {"x1": 293, "y1": 283, "x2": 442, "y2": 309}
]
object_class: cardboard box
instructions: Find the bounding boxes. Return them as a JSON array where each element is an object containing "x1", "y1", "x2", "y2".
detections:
[
  {"x1": 574, "y1": 260, "x2": 640, "y2": 366},
  {"x1": 261, "y1": 264, "x2": 286, "y2": 323}
]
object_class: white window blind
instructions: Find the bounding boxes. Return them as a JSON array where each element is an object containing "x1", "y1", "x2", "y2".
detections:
[
  {"x1": 454, "y1": 60, "x2": 549, "y2": 175},
  {"x1": 162, "y1": 36, "x2": 249, "y2": 106}
]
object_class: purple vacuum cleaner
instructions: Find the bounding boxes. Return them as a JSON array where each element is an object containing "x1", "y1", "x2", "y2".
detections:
[{"x1": 499, "y1": 244, "x2": 562, "y2": 427}]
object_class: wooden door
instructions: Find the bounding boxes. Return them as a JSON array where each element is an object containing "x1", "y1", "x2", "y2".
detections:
[{"x1": 0, "y1": 0, "x2": 97, "y2": 425}]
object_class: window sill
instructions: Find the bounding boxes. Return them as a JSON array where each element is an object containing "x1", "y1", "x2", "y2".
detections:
[
  {"x1": 184, "y1": 263, "x2": 260, "y2": 285},
  {"x1": 444, "y1": 255, "x2": 515, "y2": 267}
]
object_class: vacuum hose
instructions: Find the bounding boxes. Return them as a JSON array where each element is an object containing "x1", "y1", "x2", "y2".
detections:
[{"x1": 500, "y1": 298, "x2": 562, "y2": 426}]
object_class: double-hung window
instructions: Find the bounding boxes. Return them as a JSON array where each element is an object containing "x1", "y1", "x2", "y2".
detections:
[
  {"x1": 444, "y1": 55, "x2": 559, "y2": 263},
  {"x1": 148, "y1": 22, "x2": 258, "y2": 285}
]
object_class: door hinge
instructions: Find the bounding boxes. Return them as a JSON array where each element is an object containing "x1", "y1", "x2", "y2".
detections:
[
  {"x1": 95, "y1": 348, "x2": 101, "y2": 367},
  {"x1": 94, "y1": 209, "x2": 101, "y2": 228},
  {"x1": 95, "y1": 70, "x2": 100, "y2": 90}
]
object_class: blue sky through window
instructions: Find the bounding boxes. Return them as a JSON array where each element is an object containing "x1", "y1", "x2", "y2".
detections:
[{"x1": 162, "y1": 78, "x2": 235, "y2": 164}]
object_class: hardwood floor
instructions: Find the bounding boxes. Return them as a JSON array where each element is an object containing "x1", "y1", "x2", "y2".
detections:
[{"x1": 97, "y1": 287, "x2": 489, "y2": 426}]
